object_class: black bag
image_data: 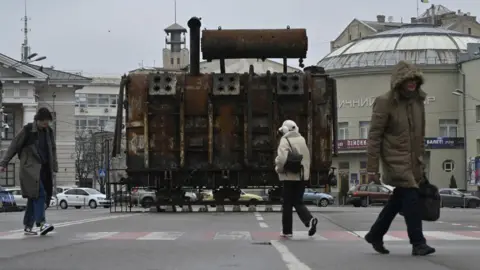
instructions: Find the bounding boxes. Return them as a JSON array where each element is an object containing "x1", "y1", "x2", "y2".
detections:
[
  {"x1": 399, "y1": 174, "x2": 441, "y2": 222},
  {"x1": 418, "y1": 175, "x2": 441, "y2": 221},
  {"x1": 282, "y1": 138, "x2": 303, "y2": 175}
]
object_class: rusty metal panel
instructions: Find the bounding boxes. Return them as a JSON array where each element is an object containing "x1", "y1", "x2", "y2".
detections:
[
  {"x1": 125, "y1": 74, "x2": 148, "y2": 170},
  {"x1": 183, "y1": 75, "x2": 211, "y2": 170},
  {"x1": 201, "y1": 29, "x2": 307, "y2": 60},
  {"x1": 212, "y1": 95, "x2": 244, "y2": 170},
  {"x1": 148, "y1": 73, "x2": 177, "y2": 95},
  {"x1": 276, "y1": 73, "x2": 304, "y2": 95},
  {"x1": 248, "y1": 75, "x2": 275, "y2": 169},
  {"x1": 311, "y1": 74, "x2": 335, "y2": 185},
  {"x1": 274, "y1": 74, "x2": 308, "y2": 135},
  {"x1": 212, "y1": 74, "x2": 241, "y2": 95}
]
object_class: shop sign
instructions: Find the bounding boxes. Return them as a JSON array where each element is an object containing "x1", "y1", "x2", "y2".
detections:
[
  {"x1": 338, "y1": 96, "x2": 436, "y2": 108},
  {"x1": 337, "y1": 137, "x2": 464, "y2": 151},
  {"x1": 337, "y1": 139, "x2": 367, "y2": 151},
  {"x1": 424, "y1": 137, "x2": 464, "y2": 149}
]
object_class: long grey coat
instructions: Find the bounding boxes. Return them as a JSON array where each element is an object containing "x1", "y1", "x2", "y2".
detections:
[{"x1": 0, "y1": 121, "x2": 58, "y2": 200}]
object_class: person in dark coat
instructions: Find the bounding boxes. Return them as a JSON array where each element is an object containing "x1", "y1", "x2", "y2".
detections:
[
  {"x1": 0, "y1": 107, "x2": 57, "y2": 235},
  {"x1": 364, "y1": 61, "x2": 435, "y2": 256}
]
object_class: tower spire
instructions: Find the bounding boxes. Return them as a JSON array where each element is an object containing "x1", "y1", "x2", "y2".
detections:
[
  {"x1": 21, "y1": 0, "x2": 31, "y2": 62},
  {"x1": 174, "y1": 0, "x2": 177, "y2": 23}
]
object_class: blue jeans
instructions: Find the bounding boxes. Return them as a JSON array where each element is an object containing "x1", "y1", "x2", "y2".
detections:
[{"x1": 23, "y1": 180, "x2": 46, "y2": 228}]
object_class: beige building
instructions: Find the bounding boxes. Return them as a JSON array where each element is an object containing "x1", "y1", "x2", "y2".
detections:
[
  {"x1": 459, "y1": 57, "x2": 480, "y2": 187},
  {"x1": 331, "y1": 5, "x2": 480, "y2": 52},
  {"x1": 0, "y1": 53, "x2": 91, "y2": 187},
  {"x1": 318, "y1": 25, "x2": 480, "y2": 190}
]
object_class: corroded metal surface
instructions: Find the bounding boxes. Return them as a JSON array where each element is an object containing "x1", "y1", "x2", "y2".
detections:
[
  {"x1": 122, "y1": 71, "x2": 337, "y2": 187},
  {"x1": 201, "y1": 29, "x2": 308, "y2": 60}
]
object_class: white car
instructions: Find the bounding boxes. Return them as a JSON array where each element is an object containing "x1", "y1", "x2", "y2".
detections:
[
  {"x1": 6, "y1": 187, "x2": 56, "y2": 209},
  {"x1": 57, "y1": 188, "x2": 111, "y2": 209}
]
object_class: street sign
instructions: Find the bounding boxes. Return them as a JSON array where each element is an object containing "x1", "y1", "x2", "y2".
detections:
[{"x1": 99, "y1": 169, "x2": 106, "y2": 178}]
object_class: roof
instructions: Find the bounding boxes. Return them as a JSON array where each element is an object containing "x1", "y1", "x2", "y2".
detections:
[
  {"x1": 27, "y1": 64, "x2": 92, "y2": 84},
  {"x1": 419, "y1": 5, "x2": 454, "y2": 19},
  {"x1": 90, "y1": 77, "x2": 122, "y2": 86},
  {"x1": 361, "y1": 20, "x2": 404, "y2": 31},
  {"x1": 318, "y1": 25, "x2": 480, "y2": 70},
  {"x1": 164, "y1": 23, "x2": 187, "y2": 33},
  {"x1": 0, "y1": 53, "x2": 48, "y2": 80}
]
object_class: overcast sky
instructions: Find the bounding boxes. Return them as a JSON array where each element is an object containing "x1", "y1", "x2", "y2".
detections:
[{"x1": 1, "y1": 0, "x2": 478, "y2": 76}]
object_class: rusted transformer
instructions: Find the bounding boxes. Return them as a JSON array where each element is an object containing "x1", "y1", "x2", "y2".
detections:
[{"x1": 112, "y1": 17, "x2": 338, "y2": 206}]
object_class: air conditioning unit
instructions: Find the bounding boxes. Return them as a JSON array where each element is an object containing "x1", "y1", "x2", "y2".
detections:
[
  {"x1": 104, "y1": 108, "x2": 109, "y2": 113},
  {"x1": 80, "y1": 108, "x2": 85, "y2": 113}
]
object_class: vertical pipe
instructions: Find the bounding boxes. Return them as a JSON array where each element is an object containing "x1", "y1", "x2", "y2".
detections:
[
  {"x1": 187, "y1": 17, "x2": 202, "y2": 76},
  {"x1": 144, "y1": 111, "x2": 149, "y2": 169},
  {"x1": 459, "y1": 67, "x2": 468, "y2": 190}
]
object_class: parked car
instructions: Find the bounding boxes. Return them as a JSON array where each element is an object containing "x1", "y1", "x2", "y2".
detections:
[
  {"x1": 202, "y1": 189, "x2": 264, "y2": 207},
  {"x1": 131, "y1": 187, "x2": 198, "y2": 208},
  {"x1": 57, "y1": 188, "x2": 110, "y2": 209},
  {"x1": 346, "y1": 184, "x2": 392, "y2": 207},
  {"x1": 55, "y1": 186, "x2": 77, "y2": 196},
  {"x1": 303, "y1": 189, "x2": 335, "y2": 207},
  {"x1": 439, "y1": 188, "x2": 480, "y2": 208},
  {"x1": 112, "y1": 190, "x2": 132, "y2": 205},
  {"x1": 0, "y1": 186, "x2": 17, "y2": 212},
  {"x1": 5, "y1": 186, "x2": 56, "y2": 210}
]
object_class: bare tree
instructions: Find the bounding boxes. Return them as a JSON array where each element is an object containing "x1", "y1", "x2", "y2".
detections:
[{"x1": 75, "y1": 130, "x2": 96, "y2": 186}]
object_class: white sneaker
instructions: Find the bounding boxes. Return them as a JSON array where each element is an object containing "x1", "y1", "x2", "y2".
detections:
[
  {"x1": 24, "y1": 227, "x2": 37, "y2": 236},
  {"x1": 39, "y1": 223, "x2": 54, "y2": 235},
  {"x1": 308, "y1": 217, "x2": 318, "y2": 236},
  {"x1": 280, "y1": 233, "x2": 293, "y2": 238}
]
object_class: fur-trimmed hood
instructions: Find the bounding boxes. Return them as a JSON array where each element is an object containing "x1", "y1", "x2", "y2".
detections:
[{"x1": 390, "y1": 60, "x2": 426, "y2": 100}]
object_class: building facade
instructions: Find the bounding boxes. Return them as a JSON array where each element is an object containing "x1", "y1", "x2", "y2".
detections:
[
  {"x1": 330, "y1": 5, "x2": 480, "y2": 52},
  {"x1": 0, "y1": 53, "x2": 91, "y2": 187},
  {"x1": 318, "y1": 25, "x2": 480, "y2": 190}
]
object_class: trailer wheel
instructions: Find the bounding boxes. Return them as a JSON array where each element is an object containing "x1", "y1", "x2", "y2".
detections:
[{"x1": 141, "y1": 197, "x2": 154, "y2": 208}]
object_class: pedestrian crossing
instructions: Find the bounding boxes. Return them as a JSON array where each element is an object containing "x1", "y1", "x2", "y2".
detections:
[{"x1": 1, "y1": 230, "x2": 480, "y2": 241}]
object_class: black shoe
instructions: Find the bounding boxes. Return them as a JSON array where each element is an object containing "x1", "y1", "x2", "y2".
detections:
[
  {"x1": 412, "y1": 244, "x2": 436, "y2": 256},
  {"x1": 365, "y1": 233, "x2": 390, "y2": 254},
  {"x1": 308, "y1": 218, "x2": 318, "y2": 236}
]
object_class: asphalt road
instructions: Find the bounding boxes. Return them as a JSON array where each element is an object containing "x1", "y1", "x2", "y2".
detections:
[{"x1": 0, "y1": 206, "x2": 479, "y2": 270}]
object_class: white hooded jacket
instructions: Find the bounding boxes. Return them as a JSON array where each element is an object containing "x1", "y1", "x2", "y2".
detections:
[{"x1": 274, "y1": 120, "x2": 311, "y2": 181}]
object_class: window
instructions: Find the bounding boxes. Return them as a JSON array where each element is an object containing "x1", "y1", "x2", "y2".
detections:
[
  {"x1": 109, "y1": 95, "x2": 117, "y2": 108},
  {"x1": 338, "y1": 122, "x2": 349, "y2": 140},
  {"x1": 97, "y1": 94, "x2": 109, "y2": 107},
  {"x1": 477, "y1": 139, "x2": 480, "y2": 154},
  {"x1": 439, "y1": 119, "x2": 458, "y2": 137},
  {"x1": 358, "y1": 185, "x2": 367, "y2": 191},
  {"x1": 64, "y1": 189, "x2": 77, "y2": 195},
  {"x1": 0, "y1": 163, "x2": 15, "y2": 186},
  {"x1": 338, "y1": 162, "x2": 350, "y2": 170},
  {"x1": 3, "y1": 109, "x2": 15, "y2": 140},
  {"x1": 442, "y1": 160, "x2": 455, "y2": 172},
  {"x1": 468, "y1": 28, "x2": 472, "y2": 35},
  {"x1": 359, "y1": 121, "x2": 370, "y2": 139},
  {"x1": 170, "y1": 58, "x2": 174, "y2": 65},
  {"x1": 177, "y1": 58, "x2": 180, "y2": 65},
  {"x1": 476, "y1": 105, "x2": 480, "y2": 122},
  {"x1": 75, "y1": 93, "x2": 87, "y2": 108},
  {"x1": 367, "y1": 185, "x2": 379, "y2": 192}
]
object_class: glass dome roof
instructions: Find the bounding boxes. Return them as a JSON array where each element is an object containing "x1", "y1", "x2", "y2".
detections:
[{"x1": 317, "y1": 25, "x2": 480, "y2": 70}]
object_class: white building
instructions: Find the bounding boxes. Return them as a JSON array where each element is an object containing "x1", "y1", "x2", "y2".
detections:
[
  {"x1": 317, "y1": 25, "x2": 480, "y2": 190},
  {"x1": 0, "y1": 53, "x2": 91, "y2": 187}
]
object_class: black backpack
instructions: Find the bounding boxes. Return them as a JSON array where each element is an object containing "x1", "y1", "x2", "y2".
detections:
[
  {"x1": 282, "y1": 138, "x2": 304, "y2": 177},
  {"x1": 17, "y1": 123, "x2": 54, "y2": 158}
]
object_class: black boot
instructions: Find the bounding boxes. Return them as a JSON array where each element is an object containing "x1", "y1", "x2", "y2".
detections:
[
  {"x1": 412, "y1": 244, "x2": 435, "y2": 256},
  {"x1": 365, "y1": 233, "x2": 390, "y2": 254}
]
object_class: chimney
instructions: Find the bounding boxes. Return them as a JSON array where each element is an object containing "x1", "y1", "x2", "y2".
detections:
[
  {"x1": 411, "y1": 17, "x2": 416, "y2": 23},
  {"x1": 377, "y1": 15, "x2": 386, "y2": 23},
  {"x1": 187, "y1": 17, "x2": 202, "y2": 76}
]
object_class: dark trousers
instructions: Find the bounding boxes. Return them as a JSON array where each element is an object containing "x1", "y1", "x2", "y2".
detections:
[
  {"x1": 282, "y1": 181, "x2": 313, "y2": 234},
  {"x1": 368, "y1": 187, "x2": 426, "y2": 245}
]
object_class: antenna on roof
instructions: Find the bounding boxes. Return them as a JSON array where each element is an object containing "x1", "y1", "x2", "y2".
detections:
[
  {"x1": 174, "y1": 0, "x2": 177, "y2": 23},
  {"x1": 20, "y1": 0, "x2": 31, "y2": 62}
]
